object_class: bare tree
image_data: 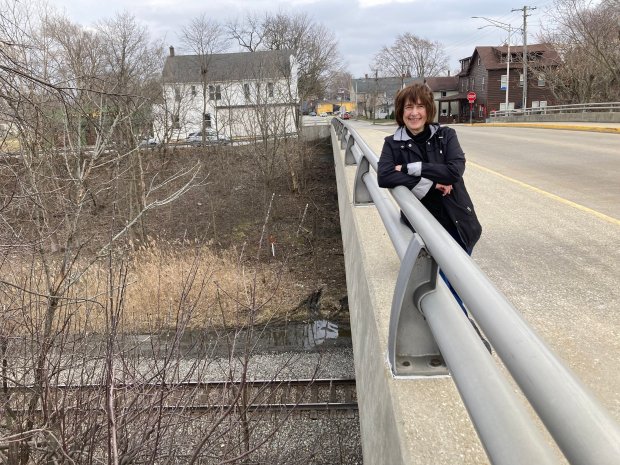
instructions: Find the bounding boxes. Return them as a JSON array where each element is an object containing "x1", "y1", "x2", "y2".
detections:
[
  {"x1": 537, "y1": 0, "x2": 620, "y2": 102},
  {"x1": 374, "y1": 33, "x2": 449, "y2": 79},
  {"x1": 227, "y1": 12, "x2": 265, "y2": 52},
  {"x1": 0, "y1": 6, "x2": 200, "y2": 461},
  {"x1": 228, "y1": 11, "x2": 342, "y2": 102},
  {"x1": 179, "y1": 14, "x2": 229, "y2": 145}
]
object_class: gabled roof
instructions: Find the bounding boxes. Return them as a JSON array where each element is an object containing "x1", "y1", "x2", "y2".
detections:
[
  {"x1": 461, "y1": 43, "x2": 560, "y2": 74},
  {"x1": 424, "y1": 76, "x2": 459, "y2": 92},
  {"x1": 352, "y1": 76, "x2": 423, "y2": 95},
  {"x1": 163, "y1": 49, "x2": 294, "y2": 84}
]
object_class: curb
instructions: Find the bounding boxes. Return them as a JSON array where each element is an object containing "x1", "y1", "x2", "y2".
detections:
[{"x1": 481, "y1": 123, "x2": 620, "y2": 134}]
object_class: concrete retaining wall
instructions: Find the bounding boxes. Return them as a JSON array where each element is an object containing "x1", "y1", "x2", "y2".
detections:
[
  {"x1": 330, "y1": 128, "x2": 487, "y2": 465},
  {"x1": 301, "y1": 124, "x2": 331, "y2": 141}
]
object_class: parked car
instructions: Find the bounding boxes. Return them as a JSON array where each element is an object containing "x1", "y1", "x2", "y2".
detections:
[
  {"x1": 309, "y1": 111, "x2": 317, "y2": 116},
  {"x1": 138, "y1": 136, "x2": 159, "y2": 148},
  {"x1": 186, "y1": 130, "x2": 230, "y2": 146},
  {"x1": 319, "y1": 112, "x2": 328, "y2": 117},
  {"x1": 342, "y1": 112, "x2": 351, "y2": 120}
]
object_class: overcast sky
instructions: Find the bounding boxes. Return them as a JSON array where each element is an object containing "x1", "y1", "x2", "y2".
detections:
[{"x1": 50, "y1": 0, "x2": 559, "y2": 78}]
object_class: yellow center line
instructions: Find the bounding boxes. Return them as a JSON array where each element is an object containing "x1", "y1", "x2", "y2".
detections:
[{"x1": 469, "y1": 161, "x2": 620, "y2": 226}]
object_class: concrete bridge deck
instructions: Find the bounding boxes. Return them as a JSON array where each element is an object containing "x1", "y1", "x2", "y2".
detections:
[{"x1": 332, "y1": 121, "x2": 620, "y2": 464}]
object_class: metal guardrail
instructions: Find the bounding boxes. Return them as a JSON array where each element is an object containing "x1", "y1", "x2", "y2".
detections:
[
  {"x1": 331, "y1": 118, "x2": 620, "y2": 465},
  {"x1": 490, "y1": 101, "x2": 620, "y2": 118}
]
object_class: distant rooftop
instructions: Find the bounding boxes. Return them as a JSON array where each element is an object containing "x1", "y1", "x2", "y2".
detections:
[{"x1": 163, "y1": 48, "x2": 295, "y2": 83}]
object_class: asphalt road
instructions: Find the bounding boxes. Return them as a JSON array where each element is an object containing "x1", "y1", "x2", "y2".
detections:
[
  {"x1": 454, "y1": 125, "x2": 620, "y2": 219},
  {"x1": 350, "y1": 121, "x2": 620, "y2": 423}
]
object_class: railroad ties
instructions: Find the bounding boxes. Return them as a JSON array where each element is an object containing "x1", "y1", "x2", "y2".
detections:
[{"x1": 2, "y1": 378, "x2": 358, "y2": 419}]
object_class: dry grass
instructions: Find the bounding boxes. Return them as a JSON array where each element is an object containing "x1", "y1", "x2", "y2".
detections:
[{"x1": 0, "y1": 240, "x2": 308, "y2": 335}]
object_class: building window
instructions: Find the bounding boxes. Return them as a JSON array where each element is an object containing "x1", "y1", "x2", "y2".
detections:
[
  {"x1": 441, "y1": 91, "x2": 447, "y2": 97},
  {"x1": 204, "y1": 113, "x2": 212, "y2": 128},
  {"x1": 482, "y1": 76, "x2": 485, "y2": 91},
  {"x1": 519, "y1": 73, "x2": 524, "y2": 87},
  {"x1": 209, "y1": 85, "x2": 221, "y2": 100},
  {"x1": 500, "y1": 74, "x2": 508, "y2": 90},
  {"x1": 267, "y1": 82, "x2": 274, "y2": 97},
  {"x1": 537, "y1": 74, "x2": 545, "y2": 87},
  {"x1": 470, "y1": 77, "x2": 475, "y2": 89},
  {"x1": 174, "y1": 87, "x2": 181, "y2": 102},
  {"x1": 477, "y1": 56, "x2": 481, "y2": 65},
  {"x1": 191, "y1": 85, "x2": 196, "y2": 96},
  {"x1": 243, "y1": 83, "x2": 250, "y2": 100}
]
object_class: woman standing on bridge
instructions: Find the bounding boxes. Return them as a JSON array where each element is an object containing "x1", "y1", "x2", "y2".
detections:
[{"x1": 377, "y1": 83, "x2": 482, "y2": 312}]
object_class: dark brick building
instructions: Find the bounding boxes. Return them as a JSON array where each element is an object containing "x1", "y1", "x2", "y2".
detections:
[{"x1": 438, "y1": 43, "x2": 560, "y2": 122}]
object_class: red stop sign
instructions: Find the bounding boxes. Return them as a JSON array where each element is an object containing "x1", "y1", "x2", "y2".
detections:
[{"x1": 467, "y1": 91, "x2": 477, "y2": 103}]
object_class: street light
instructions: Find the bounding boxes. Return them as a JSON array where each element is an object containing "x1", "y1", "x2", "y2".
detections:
[{"x1": 472, "y1": 16, "x2": 518, "y2": 116}]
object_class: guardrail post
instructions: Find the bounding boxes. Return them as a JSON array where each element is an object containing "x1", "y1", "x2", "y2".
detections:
[
  {"x1": 340, "y1": 127, "x2": 348, "y2": 150},
  {"x1": 387, "y1": 234, "x2": 447, "y2": 376},
  {"x1": 344, "y1": 136, "x2": 355, "y2": 165},
  {"x1": 353, "y1": 154, "x2": 372, "y2": 205}
]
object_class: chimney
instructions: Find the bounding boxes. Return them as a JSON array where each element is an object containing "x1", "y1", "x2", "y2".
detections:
[
  {"x1": 169, "y1": 46, "x2": 175, "y2": 57},
  {"x1": 447, "y1": 70, "x2": 450, "y2": 76}
]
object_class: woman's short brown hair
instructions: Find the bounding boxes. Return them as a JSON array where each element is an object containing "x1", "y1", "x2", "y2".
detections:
[{"x1": 394, "y1": 83, "x2": 436, "y2": 127}]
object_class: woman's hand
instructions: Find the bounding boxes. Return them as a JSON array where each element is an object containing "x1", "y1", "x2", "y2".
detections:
[{"x1": 435, "y1": 183, "x2": 453, "y2": 196}]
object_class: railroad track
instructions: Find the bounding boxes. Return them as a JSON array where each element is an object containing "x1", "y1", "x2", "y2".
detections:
[{"x1": 1, "y1": 378, "x2": 358, "y2": 413}]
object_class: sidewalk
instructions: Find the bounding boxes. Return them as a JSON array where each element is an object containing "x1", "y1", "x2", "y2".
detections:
[{"x1": 480, "y1": 121, "x2": 620, "y2": 134}]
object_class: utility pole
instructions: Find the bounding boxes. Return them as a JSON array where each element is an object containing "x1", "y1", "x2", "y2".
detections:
[{"x1": 512, "y1": 5, "x2": 536, "y2": 111}]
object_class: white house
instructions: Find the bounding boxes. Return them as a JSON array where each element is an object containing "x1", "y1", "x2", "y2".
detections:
[{"x1": 154, "y1": 47, "x2": 299, "y2": 142}]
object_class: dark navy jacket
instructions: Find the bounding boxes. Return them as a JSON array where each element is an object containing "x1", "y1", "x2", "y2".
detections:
[{"x1": 377, "y1": 124, "x2": 482, "y2": 250}]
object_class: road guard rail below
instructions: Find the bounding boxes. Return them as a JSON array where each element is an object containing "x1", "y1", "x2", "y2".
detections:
[{"x1": 330, "y1": 117, "x2": 620, "y2": 465}]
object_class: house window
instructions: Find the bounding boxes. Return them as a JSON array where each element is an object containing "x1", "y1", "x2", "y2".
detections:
[
  {"x1": 267, "y1": 82, "x2": 274, "y2": 97},
  {"x1": 519, "y1": 73, "x2": 524, "y2": 87},
  {"x1": 500, "y1": 74, "x2": 508, "y2": 90},
  {"x1": 204, "y1": 113, "x2": 212, "y2": 128},
  {"x1": 209, "y1": 85, "x2": 221, "y2": 100},
  {"x1": 470, "y1": 77, "x2": 475, "y2": 89},
  {"x1": 191, "y1": 85, "x2": 196, "y2": 96},
  {"x1": 441, "y1": 91, "x2": 447, "y2": 97},
  {"x1": 537, "y1": 74, "x2": 545, "y2": 87},
  {"x1": 243, "y1": 83, "x2": 250, "y2": 100},
  {"x1": 477, "y1": 57, "x2": 481, "y2": 65},
  {"x1": 174, "y1": 87, "x2": 181, "y2": 102},
  {"x1": 482, "y1": 76, "x2": 485, "y2": 91}
]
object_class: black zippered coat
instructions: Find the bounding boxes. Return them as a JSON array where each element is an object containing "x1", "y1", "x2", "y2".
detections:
[{"x1": 377, "y1": 124, "x2": 482, "y2": 250}]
